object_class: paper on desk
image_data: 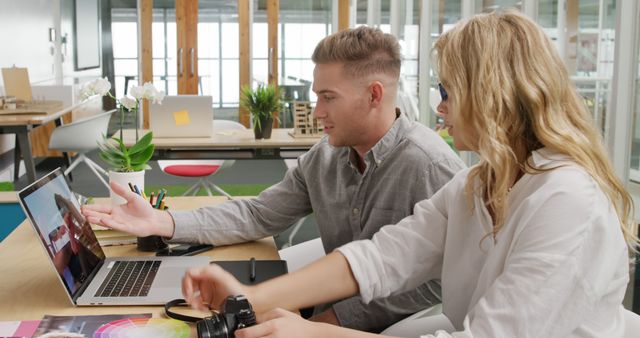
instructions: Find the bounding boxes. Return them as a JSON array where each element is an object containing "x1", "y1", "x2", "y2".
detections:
[
  {"x1": 278, "y1": 237, "x2": 326, "y2": 272},
  {"x1": 33, "y1": 314, "x2": 151, "y2": 337},
  {"x1": 173, "y1": 110, "x2": 191, "y2": 126},
  {"x1": 216, "y1": 131, "x2": 236, "y2": 136},
  {"x1": 0, "y1": 320, "x2": 40, "y2": 337}
]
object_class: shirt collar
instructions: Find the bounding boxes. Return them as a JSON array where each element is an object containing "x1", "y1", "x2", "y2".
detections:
[
  {"x1": 346, "y1": 109, "x2": 408, "y2": 169},
  {"x1": 530, "y1": 147, "x2": 573, "y2": 168}
]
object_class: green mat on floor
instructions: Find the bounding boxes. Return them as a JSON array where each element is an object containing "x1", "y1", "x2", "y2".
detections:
[
  {"x1": 0, "y1": 181, "x2": 271, "y2": 196},
  {"x1": 144, "y1": 183, "x2": 272, "y2": 197},
  {"x1": 0, "y1": 182, "x2": 14, "y2": 191}
]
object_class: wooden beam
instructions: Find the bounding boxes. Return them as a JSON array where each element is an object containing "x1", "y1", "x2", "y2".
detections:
[
  {"x1": 176, "y1": 0, "x2": 187, "y2": 94},
  {"x1": 185, "y1": 0, "x2": 199, "y2": 94},
  {"x1": 338, "y1": 0, "x2": 350, "y2": 31},
  {"x1": 565, "y1": 0, "x2": 579, "y2": 75},
  {"x1": 176, "y1": 0, "x2": 198, "y2": 94},
  {"x1": 267, "y1": 0, "x2": 279, "y2": 126},
  {"x1": 238, "y1": 0, "x2": 250, "y2": 127},
  {"x1": 438, "y1": 0, "x2": 445, "y2": 32},
  {"x1": 139, "y1": 0, "x2": 153, "y2": 129}
]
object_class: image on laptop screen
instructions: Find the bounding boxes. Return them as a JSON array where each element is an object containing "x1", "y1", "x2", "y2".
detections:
[{"x1": 20, "y1": 170, "x2": 105, "y2": 297}]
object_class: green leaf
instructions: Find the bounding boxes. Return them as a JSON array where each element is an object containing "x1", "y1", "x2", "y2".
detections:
[
  {"x1": 97, "y1": 131, "x2": 154, "y2": 172},
  {"x1": 98, "y1": 152, "x2": 121, "y2": 168},
  {"x1": 240, "y1": 83, "x2": 281, "y2": 130},
  {"x1": 130, "y1": 163, "x2": 152, "y2": 171},
  {"x1": 128, "y1": 132, "x2": 153, "y2": 155},
  {"x1": 99, "y1": 141, "x2": 124, "y2": 158},
  {"x1": 130, "y1": 144, "x2": 155, "y2": 165}
]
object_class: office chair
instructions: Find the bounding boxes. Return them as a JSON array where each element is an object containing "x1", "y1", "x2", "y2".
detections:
[
  {"x1": 48, "y1": 110, "x2": 116, "y2": 189},
  {"x1": 157, "y1": 120, "x2": 246, "y2": 199}
]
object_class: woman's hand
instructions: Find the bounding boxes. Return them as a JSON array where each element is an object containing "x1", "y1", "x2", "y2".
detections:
[
  {"x1": 81, "y1": 181, "x2": 174, "y2": 237},
  {"x1": 236, "y1": 308, "x2": 325, "y2": 338},
  {"x1": 182, "y1": 264, "x2": 250, "y2": 312}
]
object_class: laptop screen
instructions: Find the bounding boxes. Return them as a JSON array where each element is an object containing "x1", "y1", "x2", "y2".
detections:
[{"x1": 18, "y1": 168, "x2": 105, "y2": 299}]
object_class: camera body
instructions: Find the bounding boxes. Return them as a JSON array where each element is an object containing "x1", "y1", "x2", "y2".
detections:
[{"x1": 197, "y1": 295, "x2": 257, "y2": 338}]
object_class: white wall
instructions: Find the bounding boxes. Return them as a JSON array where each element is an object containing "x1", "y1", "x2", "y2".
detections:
[
  {"x1": 0, "y1": 0, "x2": 59, "y2": 155},
  {"x1": 0, "y1": 0, "x2": 102, "y2": 162},
  {"x1": 0, "y1": 0, "x2": 58, "y2": 85}
]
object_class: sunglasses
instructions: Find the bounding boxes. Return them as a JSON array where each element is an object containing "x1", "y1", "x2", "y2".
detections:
[{"x1": 438, "y1": 83, "x2": 448, "y2": 101}]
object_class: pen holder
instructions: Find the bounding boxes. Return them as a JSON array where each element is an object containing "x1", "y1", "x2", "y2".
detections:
[
  {"x1": 137, "y1": 235, "x2": 168, "y2": 252},
  {"x1": 137, "y1": 205, "x2": 169, "y2": 252}
]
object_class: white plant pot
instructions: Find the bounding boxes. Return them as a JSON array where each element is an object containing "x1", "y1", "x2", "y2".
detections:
[{"x1": 109, "y1": 170, "x2": 145, "y2": 205}]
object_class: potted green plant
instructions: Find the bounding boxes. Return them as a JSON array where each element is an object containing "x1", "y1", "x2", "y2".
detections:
[
  {"x1": 240, "y1": 83, "x2": 281, "y2": 139},
  {"x1": 80, "y1": 78, "x2": 165, "y2": 205}
]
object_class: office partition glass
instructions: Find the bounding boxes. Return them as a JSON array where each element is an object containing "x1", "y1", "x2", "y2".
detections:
[
  {"x1": 112, "y1": 7, "x2": 177, "y2": 99},
  {"x1": 111, "y1": 11, "x2": 138, "y2": 99},
  {"x1": 252, "y1": 0, "x2": 333, "y2": 127},
  {"x1": 474, "y1": 0, "x2": 520, "y2": 13},
  {"x1": 537, "y1": 1, "x2": 615, "y2": 133},
  {"x1": 199, "y1": 3, "x2": 239, "y2": 108},
  {"x1": 355, "y1": 0, "x2": 391, "y2": 33},
  {"x1": 630, "y1": 30, "x2": 640, "y2": 181},
  {"x1": 395, "y1": 1, "x2": 420, "y2": 121},
  {"x1": 538, "y1": 0, "x2": 558, "y2": 28},
  {"x1": 424, "y1": 1, "x2": 463, "y2": 128}
]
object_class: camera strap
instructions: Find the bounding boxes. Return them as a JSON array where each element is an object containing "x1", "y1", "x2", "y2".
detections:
[{"x1": 164, "y1": 298, "x2": 207, "y2": 323}]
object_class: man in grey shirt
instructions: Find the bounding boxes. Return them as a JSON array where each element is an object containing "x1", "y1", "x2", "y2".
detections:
[{"x1": 83, "y1": 26, "x2": 464, "y2": 333}]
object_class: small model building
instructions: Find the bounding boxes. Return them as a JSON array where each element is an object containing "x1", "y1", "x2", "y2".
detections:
[{"x1": 291, "y1": 101, "x2": 323, "y2": 138}]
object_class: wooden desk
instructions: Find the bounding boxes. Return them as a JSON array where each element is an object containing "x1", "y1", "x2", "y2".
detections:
[
  {"x1": 121, "y1": 128, "x2": 322, "y2": 159},
  {"x1": 0, "y1": 196, "x2": 279, "y2": 336},
  {"x1": 0, "y1": 191, "x2": 18, "y2": 203},
  {"x1": 0, "y1": 98, "x2": 98, "y2": 183}
]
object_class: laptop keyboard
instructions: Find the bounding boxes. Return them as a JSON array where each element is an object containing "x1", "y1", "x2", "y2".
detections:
[{"x1": 94, "y1": 260, "x2": 161, "y2": 297}]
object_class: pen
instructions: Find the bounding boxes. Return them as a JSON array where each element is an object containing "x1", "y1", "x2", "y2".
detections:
[
  {"x1": 155, "y1": 189, "x2": 165, "y2": 209},
  {"x1": 133, "y1": 184, "x2": 141, "y2": 195},
  {"x1": 149, "y1": 192, "x2": 155, "y2": 206},
  {"x1": 128, "y1": 182, "x2": 135, "y2": 193},
  {"x1": 249, "y1": 257, "x2": 256, "y2": 282}
]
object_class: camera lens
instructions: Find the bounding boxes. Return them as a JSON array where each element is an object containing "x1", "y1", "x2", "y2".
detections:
[{"x1": 196, "y1": 313, "x2": 229, "y2": 338}]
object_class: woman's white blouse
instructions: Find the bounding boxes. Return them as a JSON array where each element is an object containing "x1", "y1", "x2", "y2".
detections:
[{"x1": 337, "y1": 148, "x2": 630, "y2": 338}]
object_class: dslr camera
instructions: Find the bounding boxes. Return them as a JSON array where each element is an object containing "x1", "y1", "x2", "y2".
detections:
[{"x1": 197, "y1": 295, "x2": 257, "y2": 338}]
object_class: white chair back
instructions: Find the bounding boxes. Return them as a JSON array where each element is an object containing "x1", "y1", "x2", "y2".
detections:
[
  {"x1": 212, "y1": 120, "x2": 246, "y2": 169},
  {"x1": 213, "y1": 119, "x2": 246, "y2": 131},
  {"x1": 49, "y1": 109, "x2": 115, "y2": 152}
]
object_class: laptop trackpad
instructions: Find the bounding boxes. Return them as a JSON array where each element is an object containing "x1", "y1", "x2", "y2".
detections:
[{"x1": 155, "y1": 267, "x2": 188, "y2": 288}]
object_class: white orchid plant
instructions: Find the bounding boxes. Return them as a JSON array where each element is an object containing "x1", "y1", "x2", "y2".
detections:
[{"x1": 80, "y1": 77, "x2": 165, "y2": 172}]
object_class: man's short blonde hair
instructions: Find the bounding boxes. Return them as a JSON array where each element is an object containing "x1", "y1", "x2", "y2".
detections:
[{"x1": 312, "y1": 26, "x2": 401, "y2": 79}]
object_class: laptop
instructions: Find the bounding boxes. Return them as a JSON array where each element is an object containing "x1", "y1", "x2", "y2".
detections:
[
  {"x1": 18, "y1": 168, "x2": 209, "y2": 306},
  {"x1": 150, "y1": 95, "x2": 213, "y2": 138}
]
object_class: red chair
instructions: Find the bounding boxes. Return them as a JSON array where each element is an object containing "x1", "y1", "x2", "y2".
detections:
[{"x1": 157, "y1": 120, "x2": 246, "y2": 199}]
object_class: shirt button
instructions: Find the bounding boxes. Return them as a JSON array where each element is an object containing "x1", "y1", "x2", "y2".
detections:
[
  {"x1": 376, "y1": 159, "x2": 382, "y2": 165},
  {"x1": 352, "y1": 208, "x2": 359, "y2": 215}
]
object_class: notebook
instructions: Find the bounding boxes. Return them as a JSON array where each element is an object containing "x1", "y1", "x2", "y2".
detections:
[
  {"x1": 149, "y1": 95, "x2": 213, "y2": 138},
  {"x1": 17, "y1": 168, "x2": 209, "y2": 306}
]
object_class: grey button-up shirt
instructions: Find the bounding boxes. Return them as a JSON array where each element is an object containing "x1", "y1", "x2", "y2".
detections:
[{"x1": 169, "y1": 114, "x2": 465, "y2": 332}]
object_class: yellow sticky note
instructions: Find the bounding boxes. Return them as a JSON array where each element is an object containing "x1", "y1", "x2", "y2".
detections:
[{"x1": 173, "y1": 110, "x2": 191, "y2": 126}]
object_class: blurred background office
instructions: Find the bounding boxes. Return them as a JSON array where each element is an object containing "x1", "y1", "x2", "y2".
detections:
[{"x1": 0, "y1": 0, "x2": 639, "y2": 314}]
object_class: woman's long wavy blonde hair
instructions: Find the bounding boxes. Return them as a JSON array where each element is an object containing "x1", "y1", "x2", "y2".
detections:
[{"x1": 433, "y1": 10, "x2": 638, "y2": 251}]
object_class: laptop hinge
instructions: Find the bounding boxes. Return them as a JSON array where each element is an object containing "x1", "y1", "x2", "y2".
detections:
[{"x1": 73, "y1": 259, "x2": 105, "y2": 304}]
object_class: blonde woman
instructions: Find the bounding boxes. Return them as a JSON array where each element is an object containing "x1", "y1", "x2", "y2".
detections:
[{"x1": 181, "y1": 10, "x2": 639, "y2": 338}]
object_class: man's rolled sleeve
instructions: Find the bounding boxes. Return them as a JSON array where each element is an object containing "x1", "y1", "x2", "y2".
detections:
[{"x1": 165, "y1": 210, "x2": 202, "y2": 243}]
